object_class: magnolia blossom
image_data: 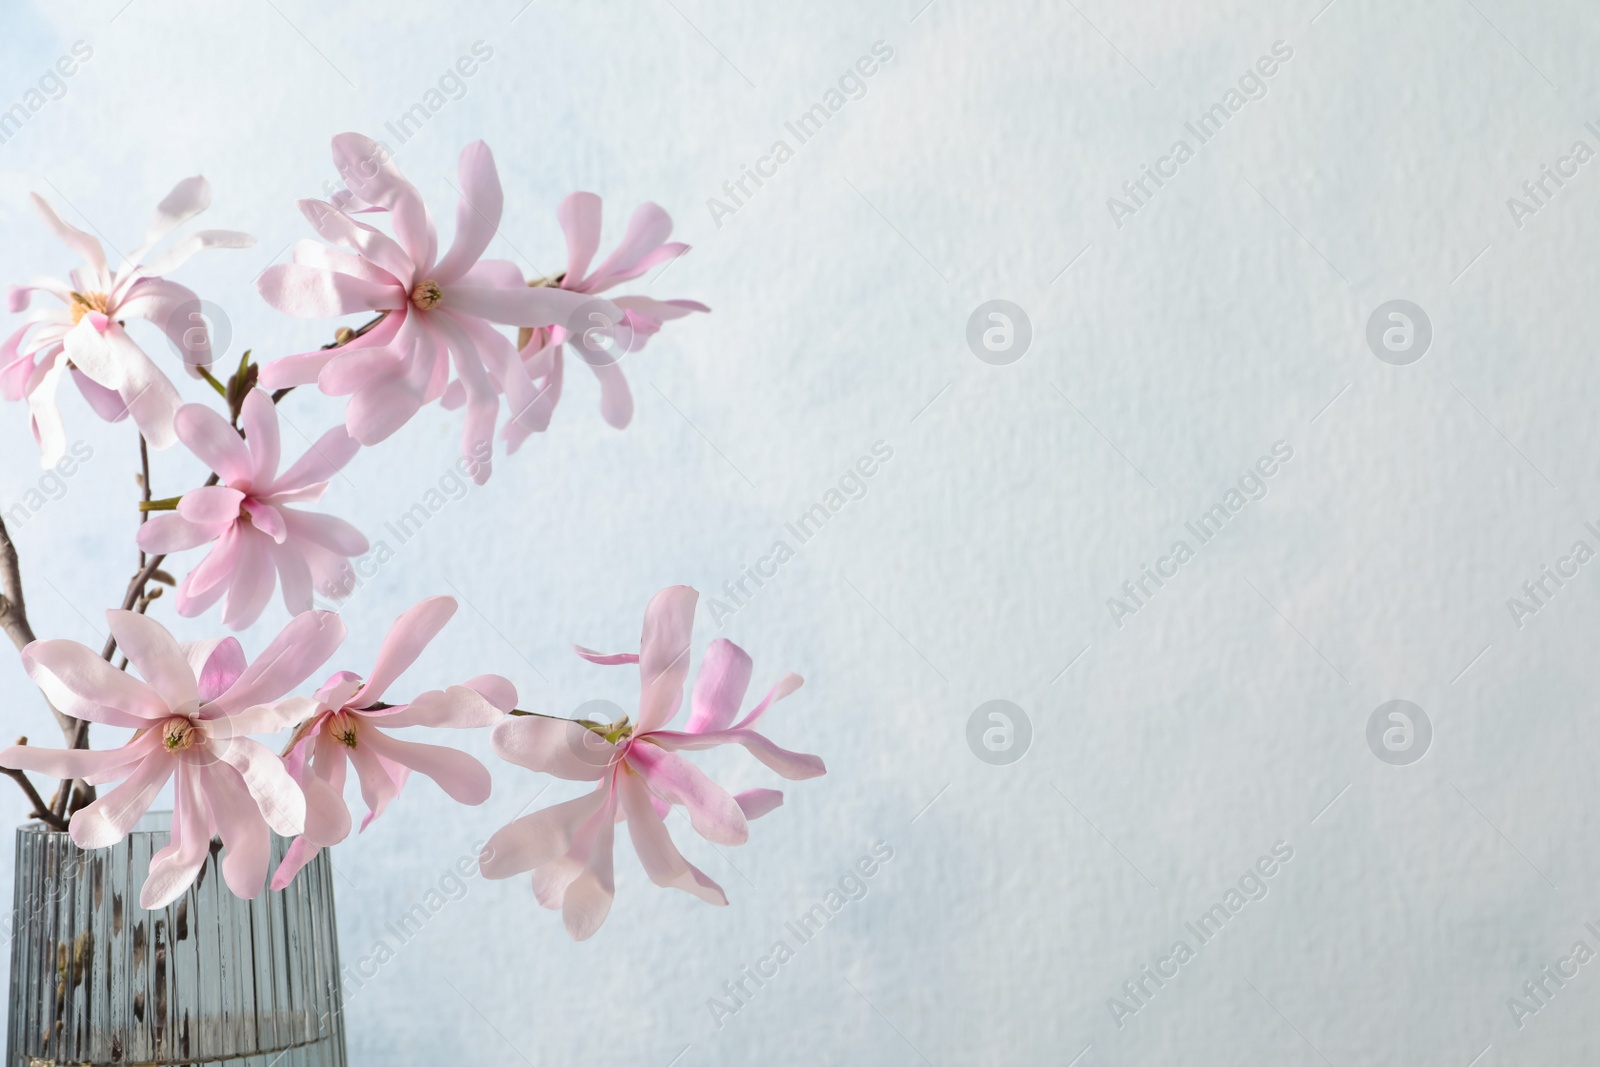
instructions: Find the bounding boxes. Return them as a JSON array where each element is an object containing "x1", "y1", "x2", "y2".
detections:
[
  {"x1": 137, "y1": 389, "x2": 367, "y2": 630},
  {"x1": 256, "y1": 133, "x2": 611, "y2": 484},
  {"x1": 481, "y1": 586, "x2": 823, "y2": 940},
  {"x1": 1, "y1": 177, "x2": 253, "y2": 465},
  {"x1": 0, "y1": 610, "x2": 344, "y2": 907},
  {"x1": 493, "y1": 193, "x2": 708, "y2": 451},
  {"x1": 270, "y1": 596, "x2": 512, "y2": 889}
]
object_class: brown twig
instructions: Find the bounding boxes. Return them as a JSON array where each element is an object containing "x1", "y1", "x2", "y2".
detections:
[{"x1": 2, "y1": 744, "x2": 68, "y2": 832}]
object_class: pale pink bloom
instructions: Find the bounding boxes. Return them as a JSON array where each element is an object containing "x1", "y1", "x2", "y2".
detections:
[
  {"x1": 489, "y1": 193, "x2": 708, "y2": 452},
  {"x1": 256, "y1": 133, "x2": 610, "y2": 484},
  {"x1": 1, "y1": 177, "x2": 254, "y2": 465},
  {"x1": 137, "y1": 388, "x2": 366, "y2": 630},
  {"x1": 269, "y1": 596, "x2": 512, "y2": 890},
  {"x1": 481, "y1": 586, "x2": 823, "y2": 940},
  {"x1": 0, "y1": 610, "x2": 345, "y2": 908}
]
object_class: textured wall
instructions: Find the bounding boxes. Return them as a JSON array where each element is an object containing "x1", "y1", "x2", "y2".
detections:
[{"x1": 3, "y1": 0, "x2": 1600, "y2": 1063}]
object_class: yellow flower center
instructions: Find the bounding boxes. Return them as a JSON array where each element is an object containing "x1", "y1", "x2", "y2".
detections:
[
  {"x1": 68, "y1": 291, "x2": 111, "y2": 325},
  {"x1": 331, "y1": 713, "x2": 359, "y2": 749},
  {"x1": 161, "y1": 717, "x2": 201, "y2": 752},
  {"x1": 410, "y1": 280, "x2": 443, "y2": 311}
]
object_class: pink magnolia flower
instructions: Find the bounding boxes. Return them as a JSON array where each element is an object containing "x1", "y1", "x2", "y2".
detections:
[
  {"x1": 481, "y1": 586, "x2": 823, "y2": 940},
  {"x1": 493, "y1": 193, "x2": 708, "y2": 451},
  {"x1": 256, "y1": 133, "x2": 611, "y2": 484},
  {"x1": 2, "y1": 177, "x2": 254, "y2": 465},
  {"x1": 137, "y1": 388, "x2": 367, "y2": 630},
  {"x1": 0, "y1": 610, "x2": 345, "y2": 908},
  {"x1": 270, "y1": 595, "x2": 512, "y2": 890}
]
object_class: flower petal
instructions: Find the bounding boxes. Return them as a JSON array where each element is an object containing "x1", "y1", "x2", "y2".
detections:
[
  {"x1": 69, "y1": 752, "x2": 175, "y2": 848},
  {"x1": 136, "y1": 512, "x2": 223, "y2": 554},
  {"x1": 256, "y1": 263, "x2": 404, "y2": 318},
  {"x1": 208, "y1": 609, "x2": 346, "y2": 716},
  {"x1": 272, "y1": 425, "x2": 361, "y2": 494},
  {"x1": 685, "y1": 638, "x2": 752, "y2": 735},
  {"x1": 0, "y1": 738, "x2": 152, "y2": 782},
  {"x1": 479, "y1": 784, "x2": 609, "y2": 880},
  {"x1": 490, "y1": 716, "x2": 611, "y2": 781},
  {"x1": 628, "y1": 743, "x2": 747, "y2": 845},
  {"x1": 329, "y1": 133, "x2": 437, "y2": 270},
  {"x1": 106, "y1": 610, "x2": 198, "y2": 710},
  {"x1": 174, "y1": 402, "x2": 251, "y2": 483},
  {"x1": 239, "y1": 389, "x2": 281, "y2": 485},
  {"x1": 557, "y1": 192, "x2": 602, "y2": 284},
  {"x1": 140, "y1": 762, "x2": 211, "y2": 909},
  {"x1": 359, "y1": 727, "x2": 491, "y2": 806},
  {"x1": 637, "y1": 585, "x2": 698, "y2": 733},
  {"x1": 373, "y1": 683, "x2": 507, "y2": 729},
  {"x1": 202, "y1": 760, "x2": 274, "y2": 899},
  {"x1": 22, "y1": 638, "x2": 169, "y2": 725},
  {"x1": 618, "y1": 771, "x2": 727, "y2": 905},
  {"x1": 735, "y1": 788, "x2": 784, "y2": 820},
  {"x1": 354, "y1": 595, "x2": 455, "y2": 706},
  {"x1": 210, "y1": 736, "x2": 305, "y2": 837},
  {"x1": 444, "y1": 284, "x2": 607, "y2": 330},
  {"x1": 32, "y1": 193, "x2": 106, "y2": 281},
  {"x1": 432, "y1": 141, "x2": 503, "y2": 285},
  {"x1": 221, "y1": 528, "x2": 276, "y2": 630},
  {"x1": 177, "y1": 485, "x2": 246, "y2": 525}
]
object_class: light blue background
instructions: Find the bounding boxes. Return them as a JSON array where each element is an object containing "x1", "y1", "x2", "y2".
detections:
[{"x1": 4, "y1": 1, "x2": 1600, "y2": 1063}]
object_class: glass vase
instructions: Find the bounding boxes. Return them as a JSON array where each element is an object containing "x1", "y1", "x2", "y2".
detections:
[{"x1": 5, "y1": 812, "x2": 347, "y2": 1066}]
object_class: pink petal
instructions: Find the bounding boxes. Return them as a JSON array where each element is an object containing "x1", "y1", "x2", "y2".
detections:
[
  {"x1": 650, "y1": 726, "x2": 826, "y2": 780},
  {"x1": 108, "y1": 327, "x2": 182, "y2": 450},
  {"x1": 429, "y1": 312, "x2": 496, "y2": 485},
  {"x1": 372, "y1": 684, "x2": 507, "y2": 729},
  {"x1": 561, "y1": 789, "x2": 618, "y2": 940},
  {"x1": 572, "y1": 646, "x2": 639, "y2": 666},
  {"x1": 239, "y1": 389, "x2": 281, "y2": 484},
  {"x1": 347, "y1": 736, "x2": 402, "y2": 828},
  {"x1": 295, "y1": 198, "x2": 412, "y2": 284},
  {"x1": 258, "y1": 310, "x2": 401, "y2": 390},
  {"x1": 177, "y1": 485, "x2": 246, "y2": 525},
  {"x1": 490, "y1": 716, "x2": 612, "y2": 781},
  {"x1": 186, "y1": 637, "x2": 247, "y2": 702},
  {"x1": 71, "y1": 366, "x2": 131, "y2": 421},
  {"x1": 175, "y1": 402, "x2": 251, "y2": 482},
  {"x1": 116, "y1": 277, "x2": 213, "y2": 370},
  {"x1": 243, "y1": 500, "x2": 288, "y2": 543},
  {"x1": 464, "y1": 673, "x2": 517, "y2": 712},
  {"x1": 105, "y1": 610, "x2": 197, "y2": 710},
  {"x1": 31, "y1": 193, "x2": 106, "y2": 280},
  {"x1": 636, "y1": 585, "x2": 698, "y2": 733},
  {"x1": 585, "y1": 353, "x2": 634, "y2": 430},
  {"x1": 200, "y1": 761, "x2": 273, "y2": 899},
  {"x1": 256, "y1": 263, "x2": 404, "y2": 318},
  {"x1": 68, "y1": 752, "x2": 175, "y2": 848},
  {"x1": 557, "y1": 192, "x2": 603, "y2": 284},
  {"x1": 628, "y1": 743, "x2": 747, "y2": 845},
  {"x1": 22, "y1": 638, "x2": 169, "y2": 725},
  {"x1": 735, "y1": 788, "x2": 784, "y2": 820},
  {"x1": 329, "y1": 133, "x2": 437, "y2": 271},
  {"x1": 479, "y1": 784, "x2": 609, "y2": 880},
  {"x1": 281, "y1": 509, "x2": 368, "y2": 557},
  {"x1": 344, "y1": 373, "x2": 425, "y2": 445},
  {"x1": 140, "y1": 763, "x2": 210, "y2": 908},
  {"x1": 271, "y1": 536, "x2": 315, "y2": 615},
  {"x1": 459, "y1": 258, "x2": 523, "y2": 288},
  {"x1": 176, "y1": 527, "x2": 242, "y2": 604},
  {"x1": 734, "y1": 673, "x2": 805, "y2": 730},
  {"x1": 221, "y1": 528, "x2": 276, "y2": 630},
  {"x1": 618, "y1": 771, "x2": 727, "y2": 905},
  {"x1": 586, "y1": 202, "x2": 674, "y2": 290},
  {"x1": 137, "y1": 512, "x2": 223, "y2": 554},
  {"x1": 138, "y1": 175, "x2": 211, "y2": 254},
  {"x1": 209, "y1": 736, "x2": 305, "y2": 837},
  {"x1": 0, "y1": 737, "x2": 152, "y2": 782},
  {"x1": 139, "y1": 229, "x2": 255, "y2": 277},
  {"x1": 359, "y1": 727, "x2": 491, "y2": 805},
  {"x1": 61, "y1": 318, "x2": 121, "y2": 390},
  {"x1": 355, "y1": 595, "x2": 456, "y2": 706},
  {"x1": 271, "y1": 425, "x2": 360, "y2": 494},
  {"x1": 685, "y1": 638, "x2": 752, "y2": 735},
  {"x1": 443, "y1": 284, "x2": 605, "y2": 330},
  {"x1": 208, "y1": 609, "x2": 346, "y2": 716},
  {"x1": 300, "y1": 731, "x2": 352, "y2": 846},
  {"x1": 271, "y1": 836, "x2": 324, "y2": 892},
  {"x1": 432, "y1": 141, "x2": 503, "y2": 285}
]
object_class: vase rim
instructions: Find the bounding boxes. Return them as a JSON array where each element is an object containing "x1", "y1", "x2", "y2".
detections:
[{"x1": 17, "y1": 808, "x2": 172, "y2": 838}]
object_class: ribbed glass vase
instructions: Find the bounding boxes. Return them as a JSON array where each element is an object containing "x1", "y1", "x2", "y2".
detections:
[{"x1": 5, "y1": 812, "x2": 347, "y2": 1066}]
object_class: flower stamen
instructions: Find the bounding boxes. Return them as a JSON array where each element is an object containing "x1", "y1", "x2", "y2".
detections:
[
  {"x1": 68, "y1": 291, "x2": 111, "y2": 325},
  {"x1": 410, "y1": 280, "x2": 443, "y2": 311},
  {"x1": 161, "y1": 718, "x2": 201, "y2": 752}
]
